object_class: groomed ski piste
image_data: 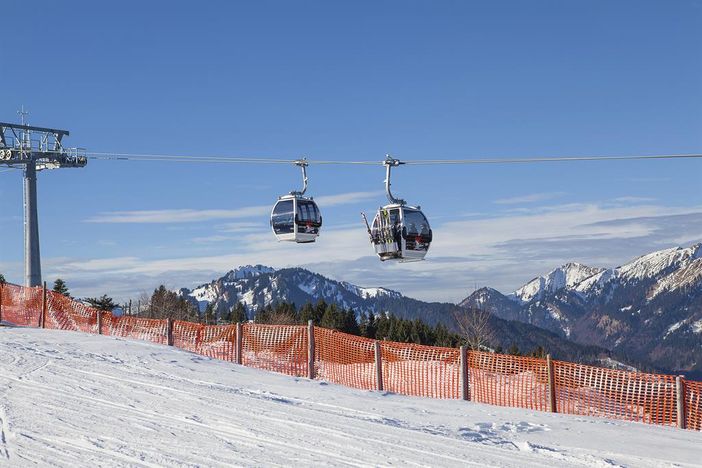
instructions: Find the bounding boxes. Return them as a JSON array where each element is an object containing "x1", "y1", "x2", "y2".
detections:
[{"x1": 0, "y1": 327, "x2": 699, "y2": 467}]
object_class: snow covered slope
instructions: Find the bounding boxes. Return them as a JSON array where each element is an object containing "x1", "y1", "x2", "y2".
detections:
[{"x1": 0, "y1": 327, "x2": 699, "y2": 467}]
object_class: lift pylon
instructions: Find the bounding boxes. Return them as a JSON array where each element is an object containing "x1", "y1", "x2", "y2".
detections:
[{"x1": 0, "y1": 115, "x2": 87, "y2": 287}]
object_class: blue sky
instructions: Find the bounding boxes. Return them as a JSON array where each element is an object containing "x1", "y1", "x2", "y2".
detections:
[{"x1": 1, "y1": 0, "x2": 701, "y2": 302}]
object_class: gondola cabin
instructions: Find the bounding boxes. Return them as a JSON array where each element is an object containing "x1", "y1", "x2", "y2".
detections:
[
  {"x1": 369, "y1": 204, "x2": 432, "y2": 261},
  {"x1": 271, "y1": 195, "x2": 322, "y2": 243}
]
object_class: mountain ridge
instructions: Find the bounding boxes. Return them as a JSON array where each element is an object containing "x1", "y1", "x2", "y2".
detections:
[{"x1": 460, "y1": 243, "x2": 702, "y2": 377}]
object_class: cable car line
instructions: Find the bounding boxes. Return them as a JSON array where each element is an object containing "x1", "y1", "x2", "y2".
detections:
[
  {"x1": 87, "y1": 153, "x2": 295, "y2": 164},
  {"x1": 406, "y1": 153, "x2": 702, "y2": 165},
  {"x1": 83, "y1": 151, "x2": 702, "y2": 166}
]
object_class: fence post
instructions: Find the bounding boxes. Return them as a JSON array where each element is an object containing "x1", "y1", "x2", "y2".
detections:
[
  {"x1": 97, "y1": 311, "x2": 103, "y2": 335},
  {"x1": 0, "y1": 282, "x2": 3, "y2": 324},
  {"x1": 40, "y1": 281, "x2": 47, "y2": 329},
  {"x1": 374, "y1": 340, "x2": 384, "y2": 391},
  {"x1": 460, "y1": 345, "x2": 469, "y2": 401},
  {"x1": 166, "y1": 318, "x2": 174, "y2": 346},
  {"x1": 235, "y1": 322, "x2": 243, "y2": 365},
  {"x1": 547, "y1": 354, "x2": 557, "y2": 413},
  {"x1": 676, "y1": 375, "x2": 686, "y2": 429},
  {"x1": 307, "y1": 320, "x2": 315, "y2": 380}
]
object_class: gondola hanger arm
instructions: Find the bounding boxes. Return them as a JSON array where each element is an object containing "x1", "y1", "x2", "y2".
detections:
[
  {"x1": 384, "y1": 154, "x2": 406, "y2": 205},
  {"x1": 290, "y1": 158, "x2": 309, "y2": 196}
]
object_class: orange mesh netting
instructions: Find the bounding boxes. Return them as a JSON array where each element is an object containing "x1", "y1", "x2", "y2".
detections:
[
  {"x1": 103, "y1": 314, "x2": 168, "y2": 345},
  {"x1": 45, "y1": 291, "x2": 98, "y2": 333},
  {"x1": 241, "y1": 323, "x2": 308, "y2": 377},
  {"x1": 684, "y1": 380, "x2": 702, "y2": 431},
  {"x1": 553, "y1": 360, "x2": 677, "y2": 426},
  {"x1": 2, "y1": 283, "x2": 702, "y2": 431},
  {"x1": 172, "y1": 320, "x2": 201, "y2": 353},
  {"x1": 0, "y1": 284, "x2": 43, "y2": 327},
  {"x1": 172, "y1": 321, "x2": 237, "y2": 361},
  {"x1": 468, "y1": 351, "x2": 550, "y2": 411},
  {"x1": 381, "y1": 341, "x2": 460, "y2": 399},
  {"x1": 314, "y1": 328, "x2": 377, "y2": 390}
]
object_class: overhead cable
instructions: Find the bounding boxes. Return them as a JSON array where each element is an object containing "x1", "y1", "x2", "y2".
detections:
[{"x1": 83, "y1": 151, "x2": 702, "y2": 166}]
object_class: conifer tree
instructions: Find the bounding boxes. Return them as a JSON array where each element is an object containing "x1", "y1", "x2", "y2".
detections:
[
  {"x1": 359, "y1": 311, "x2": 377, "y2": 338},
  {"x1": 298, "y1": 302, "x2": 318, "y2": 324},
  {"x1": 203, "y1": 303, "x2": 215, "y2": 325},
  {"x1": 231, "y1": 301, "x2": 247, "y2": 323},
  {"x1": 255, "y1": 304, "x2": 274, "y2": 323},
  {"x1": 343, "y1": 309, "x2": 360, "y2": 335},
  {"x1": 53, "y1": 278, "x2": 70, "y2": 297},
  {"x1": 86, "y1": 294, "x2": 116, "y2": 311},
  {"x1": 320, "y1": 304, "x2": 345, "y2": 330}
]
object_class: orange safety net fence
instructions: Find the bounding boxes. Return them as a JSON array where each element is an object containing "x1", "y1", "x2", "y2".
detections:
[
  {"x1": 0, "y1": 284, "x2": 42, "y2": 327},
  {"x1": 314, "y1": 328, "x2": 377, "y2": 390},
  {"x1": 468, "y1": 351, "x2": 550, "y2": 411},
  {"x1": 241, "y1": 323, "x2": 308, "y2": 377},
  {"x1": 685, "y1": 380, "x2": 702, "y2": 431},
  {"x1": 45, "y1": 291, "x2": 98, "y2": 333},
  {"x1": 172, "y1": 321, "x2": 237, "y2": 361},
  {"x1": 102, "y1": 314, "x2": 168, "y2": 345},
  {"x1": 381, "y1": 341, "x2": 460, "y2": 399},
  {"x1": 2, "y1": 283, "x2": 702, "y2": 431},
  {"x1": 553, "y1": 360, "x2": 677, "y2": 426}
]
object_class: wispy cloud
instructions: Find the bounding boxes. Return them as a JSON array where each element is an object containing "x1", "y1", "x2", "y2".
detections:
[
  {"x1": 84, "y1": 191, "x2": 381, "y2": 224},
  {"x1": 43, "y1": 200, "x2": 702, "y2": 303},
  {"x1": 85, "y1": 206, "x2": 270, "y2": 224},
  {"x1": 493, "y1": 192, "x2": 566, "y2": 205},
  {"x1": 215, "y1": 222, "x2": 265, "y2": 233},
  {"x1": 192, "y1": 235, "x2": 240, "y2": 244},
  {"x1": 314, "y1": 191, "x2": 382, "y2": 206},
  {"x1": 611, "y1": 196, "x2": 656, "y2": 203}
]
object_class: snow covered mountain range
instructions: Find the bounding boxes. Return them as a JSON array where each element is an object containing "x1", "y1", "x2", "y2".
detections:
[
  {"x1": 178, "y1": 265, "x2": 625, "y2": 367},
  {"x1": 460, "y1": 244, "x2": 702, "y2": 377}
]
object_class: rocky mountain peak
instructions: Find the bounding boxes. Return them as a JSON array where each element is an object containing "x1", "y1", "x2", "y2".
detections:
[
  {"x1": 510, "y1": 262, "x2": 604, "y2": 304},
  {"x1": 223, "y1": 265, "x2": 275, "y2": 282}
]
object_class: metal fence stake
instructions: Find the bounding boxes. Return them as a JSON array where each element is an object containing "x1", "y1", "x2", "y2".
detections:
[
  {"x1": 40, "y1": 281, "x2": 47, "y2": 328},
  {"x1": 374, "y1": 340, "x2": 384, "y2": 391},
  {"x1": 460, "y1": 345, "x2": 469, "y2": 401},
  {"x1": 166, "y1": 318, "x2": 174, "y2": 346},
  {"x1": 547, "y1": 354, "x2": 557, "y2": 413},
  {"x1": 307, "y1": 320, "x2": 316, "y2": 380},
  {"x1": 235, "y1": 322, "x2": 243, "y2": 365},
  {"x1": 676, "y1": 375, "x2": 686, "y2": 429}
]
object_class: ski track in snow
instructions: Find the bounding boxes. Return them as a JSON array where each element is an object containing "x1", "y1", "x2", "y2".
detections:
[{"x1": 0, "y1": 328, "x2": 700, "y2": 467}]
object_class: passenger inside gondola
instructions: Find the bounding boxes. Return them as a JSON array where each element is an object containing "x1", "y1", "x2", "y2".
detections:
[{"x1": 296, "y1": 199, "x2": 321, "y2": 234}]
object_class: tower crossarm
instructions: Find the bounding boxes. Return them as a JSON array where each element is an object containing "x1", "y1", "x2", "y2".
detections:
[{"x1": 0, "y1": 122, "x2": 86, "y2": 169}]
